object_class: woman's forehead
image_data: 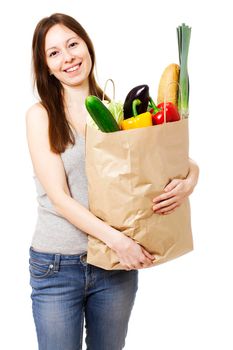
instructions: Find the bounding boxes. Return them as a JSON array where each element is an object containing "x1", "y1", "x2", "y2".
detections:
[{"x1": 45, "y1": 24, "x2": 79, "y2": 50}]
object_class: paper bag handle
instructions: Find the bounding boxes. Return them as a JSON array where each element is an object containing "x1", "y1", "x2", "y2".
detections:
[
  {"x1": 163, "y1": 80, "x2": 185, "y2": 123},
  {"x1": 102, "y1": 79, "x2": 115, "y2": 101}
]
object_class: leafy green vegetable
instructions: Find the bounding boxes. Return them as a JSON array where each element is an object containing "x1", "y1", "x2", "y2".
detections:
[
  {"x1": 103, "y1": 100, "x2": 124, "y2": 125},
  {"x1": 177, "y1": 23, "x2": 191, "y2": 118}
]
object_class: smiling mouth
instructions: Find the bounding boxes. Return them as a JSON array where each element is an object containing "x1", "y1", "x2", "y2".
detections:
[{"x1": 64, "y1": 62, "x2": 82, "y2": 73}]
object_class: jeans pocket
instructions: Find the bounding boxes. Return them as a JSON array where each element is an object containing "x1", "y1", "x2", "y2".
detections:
[{"x1": 29, "y1": 258, "x2": 55, "y2": 279}]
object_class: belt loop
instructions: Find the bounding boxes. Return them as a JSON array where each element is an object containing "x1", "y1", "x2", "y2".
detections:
[
  {"x1": 80, "y1": 253, "x2": 87, "y2": 265},
  {"x1": 53, "y1": 254, "x2": 61, "y2": 272}
]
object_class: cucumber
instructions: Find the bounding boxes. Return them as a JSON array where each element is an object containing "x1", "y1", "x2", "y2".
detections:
[{"x1": 85, "y1": 96, "x2": 120, "y2": 132}]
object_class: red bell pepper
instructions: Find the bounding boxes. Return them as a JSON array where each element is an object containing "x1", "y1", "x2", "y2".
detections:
[{"x1": 149, "y1": 97, "x2": 180, "y2": 125}]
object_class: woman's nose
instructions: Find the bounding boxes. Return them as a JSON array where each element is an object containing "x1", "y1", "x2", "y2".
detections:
[{"x1": 63, "y1": 49, "x2": 75, "y2": 62}]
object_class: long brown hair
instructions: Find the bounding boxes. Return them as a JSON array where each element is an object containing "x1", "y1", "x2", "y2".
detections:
[{"x1": 32, "y1": 13, "x2": 106, "y2": 153}]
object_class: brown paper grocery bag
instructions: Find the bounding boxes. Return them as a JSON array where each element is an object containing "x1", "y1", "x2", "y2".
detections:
[{"x1": 85, "y1": 119, "x2": 193, "y2": 270}]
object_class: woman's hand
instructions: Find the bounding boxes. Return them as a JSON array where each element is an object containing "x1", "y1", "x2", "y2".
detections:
[
  {"x1": 152, "y1": 178, "x2": 193, "y2": 215},
  {"x1": 152, "y1": 158, "x2": 199, "y2": 215},
  {"x1": 111, "y1": 234, "x2": 155, "y2": 270}
]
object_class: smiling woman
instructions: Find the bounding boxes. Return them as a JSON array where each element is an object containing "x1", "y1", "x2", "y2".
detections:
[
  {"x1": 26, "y1": 12, "x2": 199, "y2": 350},
  {"x1": 26, "y1": 12, "x2": 149, "y2": 350},
  {"x1": 45, "y1": 25, "x2": 92, "y2": 86},
  {"x1": 31, "y1": 13, "x2": 105, "y2": 153}
]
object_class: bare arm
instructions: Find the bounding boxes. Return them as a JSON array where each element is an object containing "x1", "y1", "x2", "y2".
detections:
[
  {"x1": 152, "y1": 157, "x2": 199, "y2": 214},
  {"x1": 186, "y1": 157, "x2": 199, "y2": 193},
  {"x1": 26, "y1": 103, "x2": 154, "y2": 269}
]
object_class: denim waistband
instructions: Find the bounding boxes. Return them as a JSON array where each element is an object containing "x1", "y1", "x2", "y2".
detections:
[{"x1": 29, "y1": 247, "x2": 87, "y2": 268}]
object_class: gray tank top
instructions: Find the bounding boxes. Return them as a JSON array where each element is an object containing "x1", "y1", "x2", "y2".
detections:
[{"x1": 31, "y1": 132, "x2": 88, "y2": 255}]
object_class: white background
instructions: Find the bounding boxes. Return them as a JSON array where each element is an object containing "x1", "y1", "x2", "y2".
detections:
[{"x1": 1, "y1": 0, "x2": 233, "y2": 349}]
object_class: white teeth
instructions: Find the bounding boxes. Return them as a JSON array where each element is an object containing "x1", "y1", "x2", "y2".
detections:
[{"x1": 65, "y1": 63, "x2": 81, "y2": 72}]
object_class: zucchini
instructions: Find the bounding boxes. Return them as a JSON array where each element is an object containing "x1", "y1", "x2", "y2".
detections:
[{"x1": 85, "y1": 96, "x2": 120, "y2": 132}]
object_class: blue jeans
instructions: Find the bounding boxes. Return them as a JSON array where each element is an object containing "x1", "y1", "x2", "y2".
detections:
[{"x1": 29, "y1": 247, "x2": 138, "y2": 350}]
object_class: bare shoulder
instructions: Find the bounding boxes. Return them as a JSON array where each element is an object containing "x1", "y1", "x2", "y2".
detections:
[
  {"x1": 26, "y1": 102, "x2": 47, "y2": 115},
  {"x1": 25, "y1": 102, "x2": 50, "y2": 152},
  {"x1": 25, "y1": 102, "x2": 48, "y2": 131}
]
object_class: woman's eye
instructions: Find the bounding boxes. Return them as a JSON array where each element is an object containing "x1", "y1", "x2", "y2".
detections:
[
  {"x1": 49, "y1": 51, "x2": 58, "y2": 57},
  {"x1": 69, "y1": 42, "x2": 78, "y2": 48}
]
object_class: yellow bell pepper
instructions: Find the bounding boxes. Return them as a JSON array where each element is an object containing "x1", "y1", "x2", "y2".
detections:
[
  {"x1": 121, "y1": 112, "x2": 152, "y2": 130},
  {"x1": 121, "y1": 99, "x2": 152, "y2": 130}
]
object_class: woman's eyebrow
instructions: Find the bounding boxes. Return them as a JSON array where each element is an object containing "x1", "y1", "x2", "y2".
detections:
[{"x1": 46, "y1": 36, "x2": 79, "y2": 52}]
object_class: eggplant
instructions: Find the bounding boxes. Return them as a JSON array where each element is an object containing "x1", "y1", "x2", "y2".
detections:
[{"x1": 123, "y1": 84, "x2": 149, "y2": 119}]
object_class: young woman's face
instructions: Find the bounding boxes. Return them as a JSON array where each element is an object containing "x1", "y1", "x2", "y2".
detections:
[{"x1": 45, "y1": 24, "x2": 92, "y2": 87}]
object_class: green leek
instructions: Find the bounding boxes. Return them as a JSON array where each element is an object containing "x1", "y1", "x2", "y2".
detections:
[{"x1": 177, "y1": 23, "x2": 191, "y2": 118}]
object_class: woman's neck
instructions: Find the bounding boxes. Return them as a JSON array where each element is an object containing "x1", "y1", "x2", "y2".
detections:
[
  {"x1": 63, "y1": 80, "x2": 90, "y2": 112},
  {"x1": 62, "y1": 80, "x2": 90, "y2": 136}
]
